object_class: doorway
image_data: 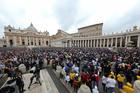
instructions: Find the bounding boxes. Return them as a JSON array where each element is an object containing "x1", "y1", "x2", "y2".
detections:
[{"x1": 9, "y1": 40, "x2": 13, "y2": 47}]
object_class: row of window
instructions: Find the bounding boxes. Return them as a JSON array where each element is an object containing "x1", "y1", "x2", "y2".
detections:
[
  {"x1": 22, "y1": 40, "x2": 48, "y2": 46},
  {"x1": 9, "y1": 39, "x2": 48, "y2": 46}
]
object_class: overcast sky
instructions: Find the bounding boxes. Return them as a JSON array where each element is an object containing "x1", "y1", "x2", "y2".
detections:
[{"x1": 0, "y1": 0, "x2": 140, "y2": 36}]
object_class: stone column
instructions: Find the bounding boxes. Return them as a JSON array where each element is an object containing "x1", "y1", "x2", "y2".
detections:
[
  {"x1": 103, "y1": 39, "x2": 105, "y2": 47},
  {"x1": 80, "y1": 40, "x2": 81, "y2": 47},
  {"x1": 90, "y1": 40, "x2": 92, "y2": 47},
  {"x1": 93, "y1": 40, "x2": 95, "y2": 47},
  {"x1": 87, "y1": 40, "x2": 89, "y2": 47},
  {"x1": 91, "y1": 40, "x2": 93, "y2": 47},
  {"x1": 70, "y1": 40, "x2": 72, "y2": 47},
  {"x1": 77, "y1": 40, "x2": 79, "y2": 47},
  {"x1": 88, "y1": 40, "x2": 90, "y2": 47},
  {"x1": 115, "y1": 37, "x2": 118, "y2": 47},
  {"x1": 32, "y1": 37, "x2": 34, "y2": 45},
  {"x1": 82, "y1": 40, "x2": 84, "y2": 47},
  {"x1": 137, "y1": 35, "x2": 140, "y2": 47},
  {"x1": 40, "y1": 37, "x2": 42, "y2": 46},
  {"x1": 6, "y1": 36, "x2": 9, "y2": 46},
  {"x1": 120, "y1": 37, "x2": 122, "y2": 47},
  {"x1": 107, "y1": 38, "x2": 109, "y2": 47},
  {"x1": 94, "y1": 39, "x2": 96, "y2": 47},
  {"x1": 14, "y1": 36, "x2": 17, "y2": 46},
  {"x1": 78, "y1": 40, "x2": 80, "y2": 47},
  {"x1": 74, "y1": 40, "x2": 75, "y2": 47},
  {"x1": 80, "y1": 40, "x2": 82, "y2": 47},
  {"x1": 25, "y1": 36, "x2": 28, "y2": 45},
  {"x1": 29, "y1": 37, "x2": 31, "y2": 46},
  {"x1": 43, "y1": 38, "x2": 45, "y2": 46},
  {"x1": 36, "y1": 38, "x2": 38, "y2": 46},
  {"x1": 30, "y1": 37, "x2": 32, "y2": 45},
  {"x1": 86, "y1": 40, "x2": 88, "y2": 47},
  {"x1": 65, "y1": 40, "x2": 67, "y2": 47},
  {"x1": 128, "y1": 36, "x2": 131, "y2": 42},
  {"x1": 64, "y1": 40, "x2": 66, "y2": 47},
  {"x1": 81, "y1": 40, "x2": 82, "y2": 47},
  {"x1": 67, "y1": 40, "x2": 69, "y2": 47},
  {"x1": 100, "y1": 39, "x2": 102, "y2": 47},
  {"x1": 96, "y1": 39, "x2": 98, "y2": 47},
  {"x1": 82, "y1": 40, "x2": 83, "y2": 47},
  {"x1": 19, "y1": 36, "x2": 22, "y2": 46},
  {"x1": 125, "y1": 36, "x2": 128, "y2": 47},
  {"x1": 44, "y1": 38, "x2": 46, "y2": 46},
  {"x1": 74, "y1": 40, "x2": 76, "y2": 47},
  {"x1": 111, "y1": 38, "x2": 113, "y2": 47}
]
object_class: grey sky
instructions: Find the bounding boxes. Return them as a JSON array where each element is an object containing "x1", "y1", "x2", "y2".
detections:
[{"x1": 0, "y1": 0, "x2": 140, "y2": 37}]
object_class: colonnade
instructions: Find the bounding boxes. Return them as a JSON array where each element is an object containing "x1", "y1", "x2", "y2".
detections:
[{"x1": 65, "y1": 35, "x2": 140, "y2": 48}]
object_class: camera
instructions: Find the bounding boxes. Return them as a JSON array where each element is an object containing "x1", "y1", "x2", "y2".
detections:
[{"x1": 29, "y1": 66, "x2": 36, "y2": 73}]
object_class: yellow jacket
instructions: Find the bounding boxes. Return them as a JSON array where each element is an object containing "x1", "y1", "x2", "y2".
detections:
[
  {"x1": 70, "y1": 72, "x2": 76, "y2": 80},
  {"x1": 122, "y1": 85, "x2": 134, "y2": 93},
  {"x1": 117, "y1": 74, "x2": 125, "y2": 82}
]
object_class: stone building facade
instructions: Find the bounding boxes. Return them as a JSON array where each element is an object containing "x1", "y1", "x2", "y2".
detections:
[
  {"x1": 4, "y1": 23, "x2": 49, "y2": 47},
  {"x1": 1, "y1": 23, "x2": 140, "y2": 48},
  {"x1": 59, "y1": 23, "x2": 140, "y2": 48}
]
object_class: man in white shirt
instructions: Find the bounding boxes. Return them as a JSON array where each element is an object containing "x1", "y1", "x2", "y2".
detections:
[
  {"x1": 65, "y1": 74, "x2": 70, "y2": 84},
  {"x1": 102, "y1": 75, "x2": 107, "y2": 91},
  {"x1": 106, "y1": 76, "x2": 116, "y2": 93}
]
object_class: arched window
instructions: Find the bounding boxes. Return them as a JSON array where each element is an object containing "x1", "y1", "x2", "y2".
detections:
[{"x1": 9, "y1": 29, "x2": 11, "y2": 32}]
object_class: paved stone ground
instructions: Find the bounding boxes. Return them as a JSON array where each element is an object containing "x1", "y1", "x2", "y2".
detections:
[
  {"x1": 46, "y1": 67, "x2": 70, "y2": 93},
  {"x1": 23, "y1": 69, "x2": 59, "y2": 93}
]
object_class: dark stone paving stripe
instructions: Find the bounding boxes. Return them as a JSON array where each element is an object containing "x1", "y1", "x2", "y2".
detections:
[{"x1": 46, "y1": 67, "x2": 70, "y2": 93}]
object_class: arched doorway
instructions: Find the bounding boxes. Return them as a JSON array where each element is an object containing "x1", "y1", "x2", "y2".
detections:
[
  {"x1": 46, "y1": 41, "x2": 48, "y2": 46},
  {"x1": 9, "y1": 39, "x2": 13, "y2": 47}
]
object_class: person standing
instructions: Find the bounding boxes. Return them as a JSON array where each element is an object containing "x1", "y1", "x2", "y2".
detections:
[
  {"x1": 28, "y1": 65, "x2": 41, "y2": 89},
  {"x1": 117, "y1": 73, "x2": 125, "y2": 89},
  {"x1": 133, "y1": 76, "x2": 140, "y2": 93},
  {"x1": 15, "y1": 68, "x2": 25, "y2": 93},
  {"x1": 106, "y1": 76, "x2": 117, "y2": 93},
  {"x1": 102, "y1": 74, "x2": 107, "y2": 91},
  {"x1": 122, "y1": 82, "x2": 134, "y2": 93},
  {"x1": 78, "y1": 80, "x2": 91, "y2": 93}
]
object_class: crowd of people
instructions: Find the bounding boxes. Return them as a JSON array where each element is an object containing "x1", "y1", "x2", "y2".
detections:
[{"x1": 0, "y1": 47, "x2": 140, "y2": 93}]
